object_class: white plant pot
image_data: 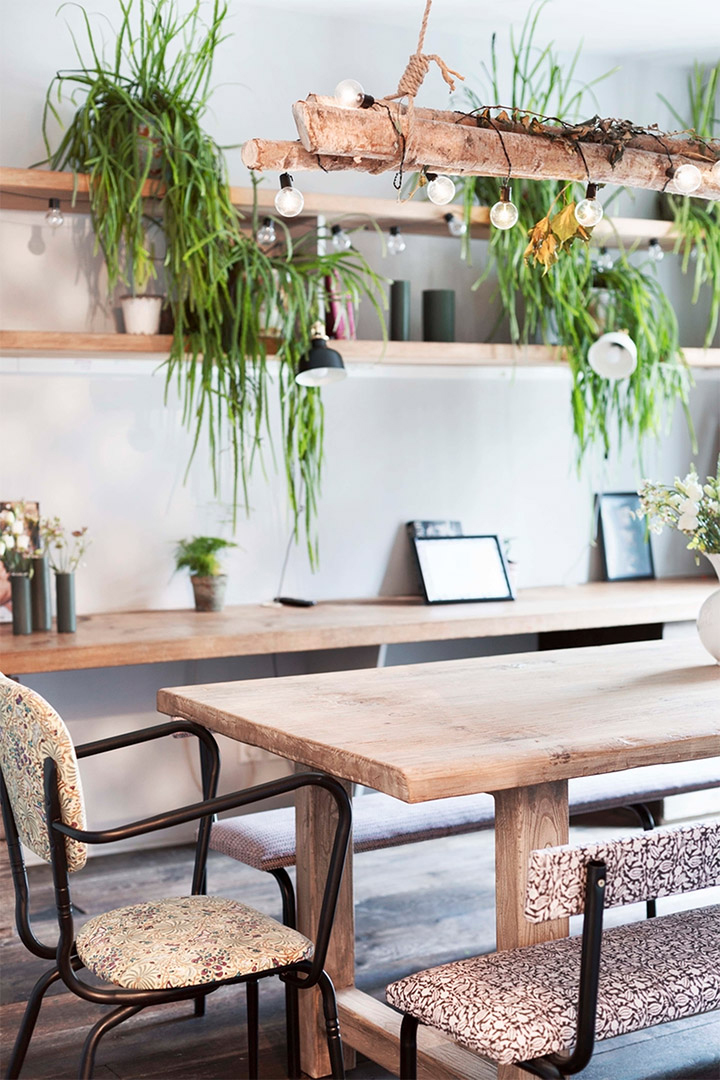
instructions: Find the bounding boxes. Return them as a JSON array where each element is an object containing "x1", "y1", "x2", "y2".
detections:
[
  {"x1": 121, "y1": 295, "x2": 163, "y2": 335},
  {"x1": 697, "y1": 553, "x2": 720, "y2": 663}
]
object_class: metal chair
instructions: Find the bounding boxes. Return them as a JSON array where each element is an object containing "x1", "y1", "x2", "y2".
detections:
[
  {"x1": 0, "y1": 676, "x2": 351, "y2": 1079},
  {"x1": 389, "y1": 819, "x2": 720, "y2": 1078}
]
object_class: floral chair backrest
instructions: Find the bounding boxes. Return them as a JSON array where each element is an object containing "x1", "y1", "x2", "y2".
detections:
[
  {"x1": 525, "y1": 819, "x2": 720, "y2": 924},
  {"x1": 0, "y1": 675, "x2": 87, "y2": 871}
]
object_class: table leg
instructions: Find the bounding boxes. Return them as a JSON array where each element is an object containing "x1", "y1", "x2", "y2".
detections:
[
  {"x1": 295, "y1": 767, "x2": 356, "y2": 1078},
  {"x1": 494, "y1": 780, "x2": 569, "y2": 1080}
]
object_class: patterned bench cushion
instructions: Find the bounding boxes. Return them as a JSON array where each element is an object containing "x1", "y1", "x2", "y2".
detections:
[
  {"x1": 210, "y1": 757, "x2": 720, "y2": 872},
  {"x1": 75, "y1": 895, "x2": 314, "y2": 990},
  {"x1": 386, "y1": 905, "x2": 720, "y2": 1066}
]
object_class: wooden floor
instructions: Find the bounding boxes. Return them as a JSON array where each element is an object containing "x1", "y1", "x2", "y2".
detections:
[{"x1": 1, "y1": 826, "x2": 718, "y2": 1080}]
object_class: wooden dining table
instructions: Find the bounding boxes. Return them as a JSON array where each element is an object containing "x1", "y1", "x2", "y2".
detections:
[{"x1": 157, "y1": 637, "x2": 720, "y2": 1080}]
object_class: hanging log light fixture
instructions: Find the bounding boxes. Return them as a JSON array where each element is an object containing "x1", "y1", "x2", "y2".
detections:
[{"x1": 243, "y1": 1, "x2": 720, "y2": 202}]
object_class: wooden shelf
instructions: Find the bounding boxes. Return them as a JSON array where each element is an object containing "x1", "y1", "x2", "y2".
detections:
[
  {"x1": 0, "y1": 166, "x2": 680, "y2": 247},
  {"x1": 1, "y1": 330, "x2": 718, "y2": 369}
]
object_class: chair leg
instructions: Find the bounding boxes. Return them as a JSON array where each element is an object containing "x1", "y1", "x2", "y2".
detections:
[
  {"x1": 246, "y1": 979, "x2": 259, "y2": 1080},
  {"x1": 6, "y1": 965, "x2": 63, "y2": 1079},
  {"x1": 194, "y1": 994, "x2": 206, "y2": 1018},
  {"x1": 628, "y1": 802, "x2": 657, "y2": 917},
  {"x1": 78, "y1": 1005, "x2": 141, "y2": 1079},
  {"x1": 317, "y1": 970, "x2": 345, "y2": 1080},
  {"x1": 271, "y1": 869, "x2": 301, "y2": 1077},
  {"x1": 400, "y1": 1013, "x2": 419, "y2": 1080}
]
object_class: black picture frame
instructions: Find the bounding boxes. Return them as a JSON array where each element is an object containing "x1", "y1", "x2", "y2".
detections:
[
  {"x1": 597, "y1": 492, "x2": 655, "y2": 581},
  {"x1": 411, "y1": 534, "x2": 515, "y2": 605}
]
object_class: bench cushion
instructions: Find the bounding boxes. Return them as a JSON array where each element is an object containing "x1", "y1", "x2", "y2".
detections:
[
  {"x1": 386, "y1": 905, "x2": 720, "y2": 1065},
  {"x1": 209, "y1": 758, "x2": 720, "y2": 872}
]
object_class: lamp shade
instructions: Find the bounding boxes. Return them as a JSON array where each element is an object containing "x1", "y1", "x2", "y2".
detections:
[
  {"x1": 587, "y1": 331, "x2": 637, "y2": 380},
  {"x1": 296, "y1": 327, "x2": 347, "y2": 386}
]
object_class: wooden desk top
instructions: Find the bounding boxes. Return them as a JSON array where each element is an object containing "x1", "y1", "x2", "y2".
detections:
[
  {"x1": 1, "y1": 578, "x2": 714, "y2": 675},
  {"x1": 158, "y1": 638, "x2": 720, "y2": 803}
]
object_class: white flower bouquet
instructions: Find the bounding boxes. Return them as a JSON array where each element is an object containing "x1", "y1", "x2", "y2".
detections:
[
  {"x1": 0, "y1": 506, "x2": 35, "y2": 574},
  {"x1": 636, "y1": 458, "x2": 720, "y2": 555},
  {"x1": 40, "y1": 517, "x2": 90, "y2": 573}
]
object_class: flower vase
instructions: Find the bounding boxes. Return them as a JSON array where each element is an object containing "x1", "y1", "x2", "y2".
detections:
[
  {"x1": 697, "y1": 553, "x2": 720, "y2": 663},
  {"x1": 10, "y1": 574, "x2": 32, "y2": 635},
  {"x1": 56, "y1": 572, "x2": 77, "y2": 633},
  {"x1": 31, "y1": 554, "x2": 52, "y2": 632}
]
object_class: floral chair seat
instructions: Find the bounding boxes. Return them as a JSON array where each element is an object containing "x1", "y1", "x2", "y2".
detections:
[
  {"x1": 387, "y1": 905, "x2": 720, "y2": 1066},
  {"x1": 76, "y1": 895, "x2": 314, "y2": 991}
]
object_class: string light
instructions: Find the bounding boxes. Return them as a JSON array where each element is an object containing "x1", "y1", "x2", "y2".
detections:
[
  {"x1": 648, "y1": 238, "x2": 664, "y2": 263},
  {"x1": 331, "y1": 224, "x2": 352, "y2": 251},
  {"x1": 490, "y1": 185, "x2": 519, "y2": 230},
  {"x1": 274, "y1": 173, "x2": 304, "y2": 217},
  {"x1": 256, "y1": 217, "x2": 276, "y2": 245},
  {"x1": 334, "y1": 79, "x2": 375, "y2": 109},
  {"x1": 575, "y1": 183, "x2": 604, "y2": 228},
  {"x1": 387, "y1": 226, "x2": 406, "y2": 255},
  {"x1": 425, "y1": 172, "x2": 456, "y2": 206},
  {"x1": 444, "y1": 212, "x2": 467, "y2": 238},
  {"x1": 672, "y1": 163, "x2": 702, "y2": 195},
  {"x1": 45, "y1": 198, "x2": 64, "y2": 228}
]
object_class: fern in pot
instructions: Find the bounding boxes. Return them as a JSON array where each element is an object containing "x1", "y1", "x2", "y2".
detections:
[{"x1": 175, "y1": 536, "x2": 237, "y2": 612}]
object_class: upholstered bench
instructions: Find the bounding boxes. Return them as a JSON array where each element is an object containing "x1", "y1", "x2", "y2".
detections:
[{"x1": 210, "y1": 757, "x2": 720, "y2": 874}]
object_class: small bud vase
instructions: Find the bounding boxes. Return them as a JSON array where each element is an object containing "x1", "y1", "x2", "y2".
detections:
[
  {"x1": 55, "y1": 571, "x2": 77, "y2": 633},
  {"x1": 31, "y1": 554, "x2": 52, "y2": 632},
  {"x1": 10, "y1": 574, "x2": 32, "y2": 635},
  {"x1": 697, "y1": 553, "x2": 720, "y2": 663}
]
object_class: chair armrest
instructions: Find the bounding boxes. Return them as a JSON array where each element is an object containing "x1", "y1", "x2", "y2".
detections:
[
  {"x1": 51, "y1": 769, "x2": 351, "y2": 986},
  {"x1": 75, "y1": 718, "x2": 219, "y2": 774}
]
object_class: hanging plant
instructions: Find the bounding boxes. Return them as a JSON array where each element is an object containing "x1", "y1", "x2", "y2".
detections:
[
  {"x1": 39, "y1": 0, "x2": 387, "y2": 563},
  {"x1": 455, "y1": 1, "x2": 693, "y2": 463},
  {"x1": 658, "y1": 61, "x2": 720, "y2": 347}
]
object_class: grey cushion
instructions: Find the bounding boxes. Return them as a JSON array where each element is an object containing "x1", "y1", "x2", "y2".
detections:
[
  {"x1": 209, "y1": 757, "x2": 720, "y2": 872},
  {"x1": 386, "y1": 905, "x2": 720, "y2": 1065}
]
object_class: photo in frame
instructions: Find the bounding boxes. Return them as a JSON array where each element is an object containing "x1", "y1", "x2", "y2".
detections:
[
  {"x1": 597, "y1": 492, "x2": 655, "y2": 581},
  {"x1": 411, "y1": 534, "x2": 514, "y2": 604},
  {"x1": 0, "y1": 500, "x2": 40, "y2": 620}
]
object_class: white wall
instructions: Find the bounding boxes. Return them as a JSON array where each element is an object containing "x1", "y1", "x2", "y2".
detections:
[{"x1": 1, "y1": 1, "x2": 718, "y2": 847}]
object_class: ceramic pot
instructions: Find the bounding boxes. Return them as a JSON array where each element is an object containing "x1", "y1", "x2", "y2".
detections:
[
  {"x1": 697, "y1": 553, "x2": 720, "y2": 662},
  {"x1": 120, "y1": 295, "x2": 164, "y2": 335},
  {"x1": 31, "y1": 554, "x2": 51, "y2": 632},
  {"x1": 422, "y1": 289, "x2": 455, "y2": 342},
  {"x1": 191, "y1": 574, "x2": 227, "y2": 613},
  {"x1": 390, "y1": 280, "x2": 411, "y2": 341},
  {"x1": 56, "y1": 572, "x2": 76, "y2": 633},
  {"x1": 10, "y1": 574, "x2": 32, "y2": 635}
]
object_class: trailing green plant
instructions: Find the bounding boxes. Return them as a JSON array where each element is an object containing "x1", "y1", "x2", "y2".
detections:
[
  {"x1": 658, "y1": 62, "x2": 720, "y2": 347},
  {"x1": 175, "y1": 535, "x2": 236, "y2": 578},
  {"x1": 40, "y1": 0, "x2": 388, "y2": 564},
  {"x1": 455, "y1": 2, "x2": 693, "y2": 463}
]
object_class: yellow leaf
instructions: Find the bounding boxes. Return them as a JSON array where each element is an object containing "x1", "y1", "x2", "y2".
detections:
[{"x1": 551, "y1": 202, "x2": 580, "y2": 244}]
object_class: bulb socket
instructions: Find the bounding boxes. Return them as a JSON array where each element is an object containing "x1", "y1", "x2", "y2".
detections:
[
  {"x1": 360, "y1": 93, "x2": 375, "y2": 108},
  {"x1": 262, "y1": 216, "x2": 272, "y2": 226},
  {"x1": 331, "y1": 224, "x2": 342, "y2": 235},
  {"x1": 279, "y1": 172, "x2": 293, "y2": 190},
  {"x1": 499, "y1": 185, "x2": 512, "y2": 203},
  {"x1": 585, "y1": 183, "x2": 598, "y2": 200},
  {"x1": 48, "y1": 198, "x2": 61, "y2": 210},
  {"x1": 390, "y1": 226, "x2": 400, "y2": 236}
]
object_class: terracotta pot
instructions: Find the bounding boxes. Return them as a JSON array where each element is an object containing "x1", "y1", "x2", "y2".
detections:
[{"x1": 191, "y1": 574, "x2": 227, "y2": 612}]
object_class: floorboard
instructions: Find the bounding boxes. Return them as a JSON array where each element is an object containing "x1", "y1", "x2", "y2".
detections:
[{"x1": 1, "y1": 828, "x2": 718, "y2": 1079}]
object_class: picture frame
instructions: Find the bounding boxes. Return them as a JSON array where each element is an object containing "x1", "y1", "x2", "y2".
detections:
[
  {"x1": 411, "y1": 534, "x2": 515, "y2": 605},
  {"x1": 597, "y1": 492, "x2": 655, "y2": 581}
]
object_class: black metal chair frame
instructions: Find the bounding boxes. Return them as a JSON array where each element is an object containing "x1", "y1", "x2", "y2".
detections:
[
  {"x1": 1, "y1": 718, "x2": 352, "y2": 1080},
  {"x1": 399, "y1": 860, "x2": 609, "y2": 1079}
]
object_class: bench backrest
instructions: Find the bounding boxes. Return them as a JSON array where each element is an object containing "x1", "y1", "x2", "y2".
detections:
[
  {"x1": 0, "y1": 675, "x2": 87, "y2": 870},
  {"x1": 525, "y1": 819, "x2": 720, "y2": 923}
]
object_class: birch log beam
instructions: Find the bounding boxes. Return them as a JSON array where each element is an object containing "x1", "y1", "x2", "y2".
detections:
[{"x1": 284, "y1": 99, "x2": 720, "y2": 199}]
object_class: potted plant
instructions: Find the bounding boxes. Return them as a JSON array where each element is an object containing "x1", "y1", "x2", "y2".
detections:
[
  {"x1": 175, "y1": 536, "x2": 237, "y2": 612},
  {"x1": 40, "y1": 517, "x2": 91, "y2": 633},
  {"x1": 41, "y1": 1, "x2": 387, "y2": 564}
]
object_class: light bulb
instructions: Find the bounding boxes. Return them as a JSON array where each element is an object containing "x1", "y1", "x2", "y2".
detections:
[
  {"x1": 672, "y1": 163, "x2": 702, "y2": 195},
  {"x1": 588, "y1": 331, "x2": 637, "y2": 380},
  {"x1": 256, "y1": 217, "x2": 276, "y2": 245},
  {"x1": 331, "y1": 224, "x2": 352, "y2": 251},
  {"x1": 334, "y1": 79, "x2": 373, "y2": 109},
  {"x1": 274, "y1": 173, "x2": 304, "y2": 218},
  {"x1": 387, "y1": 226, "x2": 406, "y2": 255},
  {"x1": 489, "y1": 185, "x2": 519, "y2": 230},
  {"x1": 444, "y1": 213, "x2": 467, "y2": 238},
  {"x1": 45, "y1": 198, "x2": 64, "y2": 228},
  {"x1": 648, "y1": 238, "x2": 664, "y2": 263},
  {"x1": 596, "y1": 246, "x2": 614, "y2": 272},
  {"x1": 575, "y1": 184, "x2": 604, "y2": 228},
  {"x1": 426, "y1": 174, "x2": 456, "y2": 206}
]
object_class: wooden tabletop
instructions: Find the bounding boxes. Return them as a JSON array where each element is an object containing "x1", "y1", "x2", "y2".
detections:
[
  {"x1": 1, "y1": 579, "x2": 714, "y2": 675},
  {"x1": 158, "y1": 637, "x2": 720, "y2": 803}
]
